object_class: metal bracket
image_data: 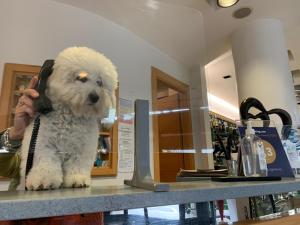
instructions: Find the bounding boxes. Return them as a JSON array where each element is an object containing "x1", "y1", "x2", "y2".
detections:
[{"x1": 124, "y1": 99, "x2": 170, "y2": 192}]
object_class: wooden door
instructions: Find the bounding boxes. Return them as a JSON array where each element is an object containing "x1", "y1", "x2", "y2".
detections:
[
  {"x1": 178, "y1": 93, "x2": 195, "y2": 170},
  {"x1": 157, "y1": 93, "x2": 194, "y2": 182},
  {"x1": 157, "y1": 94, "x2": 182, "y2": 182},
  {"x1": 152, "y1": 67, "x2": 194, "y2": 182}
]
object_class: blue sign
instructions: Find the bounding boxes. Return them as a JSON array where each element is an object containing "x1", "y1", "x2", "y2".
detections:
[{"x1": 238, "y1": 127, "x2": 294, "y2": 178}]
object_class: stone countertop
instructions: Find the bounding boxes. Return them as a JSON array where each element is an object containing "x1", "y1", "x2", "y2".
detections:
[{"x1": 1, "y1": 179, "x2": 300, "y2": 220}]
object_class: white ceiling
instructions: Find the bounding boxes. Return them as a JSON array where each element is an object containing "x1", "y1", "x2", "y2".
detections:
[
  {"x1": 203, "y1": 0, "x2": 300, "y2": 106},
  {"x1": 53, "y1": 0, "x2": 300, "y2": 68},
  {"x1": 203, "y1": 0, "x2": 300, "y2": 63},
  {"x1": 53, "y1": 0, "x2": 208, "y2": 67},
  {"x1": 52, "y1": 0, "x2": 300, "y2": 119}
]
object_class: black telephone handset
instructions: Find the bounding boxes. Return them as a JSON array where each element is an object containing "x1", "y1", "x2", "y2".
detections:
[
  {"x1": 26, "y1": 60, "x2": 55, "y2": 180},
  {"x1": 33, "y1": 60, "x2": 54, "y2": 114}
]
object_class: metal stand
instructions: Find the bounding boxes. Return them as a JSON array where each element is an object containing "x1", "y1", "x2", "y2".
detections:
[{"x1": 124, "y1": 99, "x2": 169, "y2": 192}]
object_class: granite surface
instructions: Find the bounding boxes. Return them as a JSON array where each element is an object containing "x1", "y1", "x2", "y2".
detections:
[{"x1": 1, "y1": 179, "x2": 300, "y2": 220}]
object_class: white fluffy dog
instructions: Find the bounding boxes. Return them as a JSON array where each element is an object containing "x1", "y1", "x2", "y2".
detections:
[{"x1": 18, "y1": 47, "x2": 118, "y2": 190}]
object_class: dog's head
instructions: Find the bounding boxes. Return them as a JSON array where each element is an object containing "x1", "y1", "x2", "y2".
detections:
[{"x1": 47, "y1": 47, "x2": 118, "y2": 118}]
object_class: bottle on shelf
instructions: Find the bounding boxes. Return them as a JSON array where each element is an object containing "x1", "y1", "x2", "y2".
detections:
[{"x1": 241, "y1": 121, "x2": 268, "y2": 177}]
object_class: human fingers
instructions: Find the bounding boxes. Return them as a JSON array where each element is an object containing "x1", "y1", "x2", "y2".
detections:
[
  {"x1": 17, "y1": 95, "x2": 34, "y2": 109},
  {"x1": 16, "y1": 105, "x2": 35, "y2": 118},
  {"x1": 22, "y1": 88, "x2": 39, "y2": 99},
  {"x1": 28, "y1": 76, "x2": 38, "y2": 89}
]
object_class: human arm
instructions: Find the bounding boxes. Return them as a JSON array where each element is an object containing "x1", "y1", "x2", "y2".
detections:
[
  {"x1": 0, "y1": 77, "x2": 38, "y2": 177},
  {"x1": 0, "y1": 77, "x2": 38, "y2": 152},
  {"x1": 9, "y1": 76, "x2": 39, "y2": 140}
]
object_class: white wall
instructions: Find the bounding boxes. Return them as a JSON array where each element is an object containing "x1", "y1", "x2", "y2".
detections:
[
  {"x1": 0, "y1": 0, "x2": 191, "y2": 189},
  {"x1": 205, "y1": 51, "x2": 240, "y2": 121}
]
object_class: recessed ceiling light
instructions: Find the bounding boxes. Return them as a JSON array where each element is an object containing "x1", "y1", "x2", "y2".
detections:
[
  {"x1": 233, "y1": 7, "x2": 252, "y2": 19},
  {"x1": 217, "y1": 0, "x2": 239, "y2": 8},
  {"x1": 223, "y1": 75, "x2": 232, "y2": 79}
]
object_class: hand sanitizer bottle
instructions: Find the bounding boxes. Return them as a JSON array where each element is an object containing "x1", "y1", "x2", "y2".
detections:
[{"x1": 241, "y1": 122, "x2": 268, "y2": 177}]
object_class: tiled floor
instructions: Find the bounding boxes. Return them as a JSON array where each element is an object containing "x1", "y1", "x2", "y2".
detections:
[
  {"x1": 104, "y1": 214, "x2": 202, "y2": 225},
  {"x1": 104, "y1": 205, "x2": 214, "y2": 225}
]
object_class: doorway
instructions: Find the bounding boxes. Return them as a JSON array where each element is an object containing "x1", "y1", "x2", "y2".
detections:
[{"x1": 152, "y1": 67, "x2": 194, "y2": 182}]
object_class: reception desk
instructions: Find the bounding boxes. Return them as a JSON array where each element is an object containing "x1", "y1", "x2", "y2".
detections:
[{"x1": 1, "y1": 179, "x2": 300, "y2": 220}]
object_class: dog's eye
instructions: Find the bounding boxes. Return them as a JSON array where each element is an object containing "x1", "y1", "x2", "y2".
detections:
[
  {"x1": 76, "y1": 76, "x2": 88, "y2": 83},
  {"x1": 97, "y1": 79, "x2": 103, "y2": 87}
]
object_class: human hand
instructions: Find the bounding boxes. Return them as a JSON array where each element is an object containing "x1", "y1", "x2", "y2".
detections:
[{"x1": 9, "y1": 77, "x2": 39, "y2": 140}]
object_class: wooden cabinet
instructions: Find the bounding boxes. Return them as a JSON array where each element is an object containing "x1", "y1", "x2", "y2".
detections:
[
  {"x1": 0, "y1": 63, "x2": 118, "y2": 176},
  {"x1": 0, "y1": 63, "x2": 41, "y2": 130},
  {"x1": 92, "y1": 89, "x2": 119, "y2": 176}
]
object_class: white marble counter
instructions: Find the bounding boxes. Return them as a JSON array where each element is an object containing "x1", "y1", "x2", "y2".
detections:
[{"x1": 1, "y1": 179, "x2": 300, "y2": 220}]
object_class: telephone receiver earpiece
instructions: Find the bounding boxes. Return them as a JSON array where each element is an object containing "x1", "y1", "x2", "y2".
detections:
[{"x1": 33, "y1": 60, "x2": 55, "y2": 114}]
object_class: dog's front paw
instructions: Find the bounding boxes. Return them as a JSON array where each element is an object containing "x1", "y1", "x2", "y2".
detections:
[
  {"x1": 63, "y1": 174, "x2": 91, "y2": 188},
  {"x1": 25, "y1": 167, "x2": 63, "y2": 191}
]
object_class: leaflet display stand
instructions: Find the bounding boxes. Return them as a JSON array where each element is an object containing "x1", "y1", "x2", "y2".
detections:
[{"x1": 124, "y1": 99, "x2": 169, "y2": 192}]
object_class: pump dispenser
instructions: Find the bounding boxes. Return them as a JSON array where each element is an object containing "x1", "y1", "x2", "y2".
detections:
[{"x1": 241, "y1": 121, "x2": 268, "y2": 177}]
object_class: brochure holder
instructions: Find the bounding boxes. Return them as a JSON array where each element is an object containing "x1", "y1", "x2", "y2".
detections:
[{"x1": 124, "y1": 99, "x2": 170, "y2": 192}]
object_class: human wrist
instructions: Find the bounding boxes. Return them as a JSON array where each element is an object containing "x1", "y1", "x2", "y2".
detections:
[
  {"x1": 8, "y1": 127, "x2": 24, "y2": 141},
  {"x1": 2, "y1": 128, "x2": 22, "y2": 152}
]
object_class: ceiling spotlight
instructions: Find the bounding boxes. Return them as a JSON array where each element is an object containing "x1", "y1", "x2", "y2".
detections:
[
  {"x1": 217, "y1": 0, "x2": 239, "y2": 8},
  {"x1": 233, "y1": 7, "x2": 252, "y2": 19}
]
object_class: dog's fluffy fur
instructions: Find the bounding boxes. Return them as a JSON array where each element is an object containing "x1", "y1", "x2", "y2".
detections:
[{"x1": 18, "y1": 47, "x2": 118, "y2": 190}]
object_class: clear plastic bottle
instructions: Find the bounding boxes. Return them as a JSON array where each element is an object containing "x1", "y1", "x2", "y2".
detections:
[{"x1": 241, "y1": 122, "x2": 268, "y2": 177}]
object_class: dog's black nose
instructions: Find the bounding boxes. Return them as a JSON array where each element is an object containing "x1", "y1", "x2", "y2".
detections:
[{"x1": 88, "y1": 92, "x2": 99, "y2": 104}]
